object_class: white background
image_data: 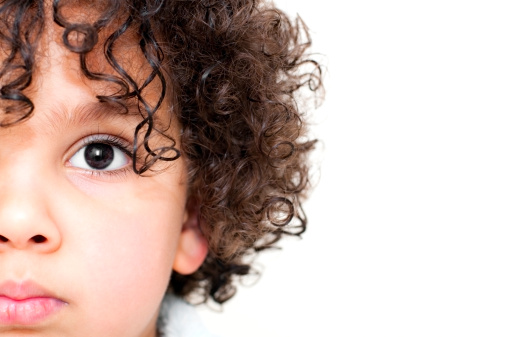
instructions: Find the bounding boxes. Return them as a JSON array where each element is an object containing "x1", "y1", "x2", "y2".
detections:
[{"x1": 198, "y1": 1, "x2": 508, "y2": 336}]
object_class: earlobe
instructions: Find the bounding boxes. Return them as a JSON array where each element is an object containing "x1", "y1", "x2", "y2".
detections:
[{"x1": 172, "y1": 204, "x2": 208, "y2": 275}]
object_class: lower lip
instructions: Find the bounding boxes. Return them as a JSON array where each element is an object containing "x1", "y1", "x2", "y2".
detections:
[{"x1": 0, "y1": 296, "x2": 65, "y2": 325}]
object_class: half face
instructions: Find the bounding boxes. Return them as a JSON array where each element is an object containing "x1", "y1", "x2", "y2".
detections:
[{"x1": 0, "y1": 7, "x2": 207, "y2": 337}]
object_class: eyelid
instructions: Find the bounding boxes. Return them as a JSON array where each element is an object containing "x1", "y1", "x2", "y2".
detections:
[{"x1": 79, "y1": 134, "x2": 134, "y2": 158}]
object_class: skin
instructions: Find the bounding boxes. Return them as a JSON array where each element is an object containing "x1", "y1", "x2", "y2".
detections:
[{"x1": 0, "y1": 10, "x2": 208, "y2": 337}]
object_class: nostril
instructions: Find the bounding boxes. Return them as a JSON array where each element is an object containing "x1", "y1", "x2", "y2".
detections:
[
  {"x1": 0, "y1": 235, "x2": 7, "y2": 242},
  {"x1": 31, "y1": 235, "x2": 47, "y2": 243}
]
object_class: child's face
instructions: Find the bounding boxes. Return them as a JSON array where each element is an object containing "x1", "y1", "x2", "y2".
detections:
[{"x1": 0, "y1": 17, "x2": 207, "y2": 337}]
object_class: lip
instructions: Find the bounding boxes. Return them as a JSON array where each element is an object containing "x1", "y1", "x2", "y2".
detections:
[{"x1": 0, "y1": 280, "x2": 66, "y2": 325}]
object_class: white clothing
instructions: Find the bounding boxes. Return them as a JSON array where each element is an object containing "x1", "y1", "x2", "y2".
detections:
[{"x1": 157, "y1": 294, "x2": 219, "y2": 337}]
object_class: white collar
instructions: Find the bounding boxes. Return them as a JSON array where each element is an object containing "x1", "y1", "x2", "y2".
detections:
[{"x1": 157, "y1": 294, "x2": 219, "y2": 337}]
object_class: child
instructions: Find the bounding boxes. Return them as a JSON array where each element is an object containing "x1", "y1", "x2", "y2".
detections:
[{"x1": 0, "y1": 0, "x2": 321, "y2": 336}]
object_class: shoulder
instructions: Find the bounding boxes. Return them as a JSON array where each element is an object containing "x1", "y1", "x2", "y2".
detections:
[{"x1": 157, "y1": 293, "x2": 220, "y2": 337}]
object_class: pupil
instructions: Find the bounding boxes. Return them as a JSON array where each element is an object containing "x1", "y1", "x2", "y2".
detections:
[{"x1": 84, "y1": 143, "x2": 114, "y2": 170}]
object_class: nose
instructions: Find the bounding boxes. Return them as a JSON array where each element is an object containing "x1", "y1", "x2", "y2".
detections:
[{"x1": 0, "y1": 178, "x2": 62, "y2": 254}]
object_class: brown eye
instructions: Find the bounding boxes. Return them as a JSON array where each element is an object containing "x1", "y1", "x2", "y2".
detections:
[
  {"x1": 69, "y1": 138, "x2": 129, "y2": 172},
  {"x1": 84, "y1": 143, "x2": 115, "y2": 170}
]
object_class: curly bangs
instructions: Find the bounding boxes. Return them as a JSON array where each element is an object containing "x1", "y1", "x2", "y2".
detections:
[{"x1": 0, "y1": 0, "x2": 322, "y2": 304}]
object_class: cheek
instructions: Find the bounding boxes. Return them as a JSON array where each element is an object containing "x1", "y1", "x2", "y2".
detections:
[
  {"x1": 56, "y1": 178, "x2": 186, "y2": 333},
  {"x1": 85, "y1": 204, "x2": 179, "y2": 289}
]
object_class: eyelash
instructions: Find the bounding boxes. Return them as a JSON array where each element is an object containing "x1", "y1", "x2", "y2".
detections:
[{"x1": 76, "y1": 134, "x2": 134, "y2": 178}]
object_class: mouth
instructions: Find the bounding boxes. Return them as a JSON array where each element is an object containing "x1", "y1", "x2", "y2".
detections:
[{"x1": 0, "y1": 280, "x2": 66, "y2": 325}]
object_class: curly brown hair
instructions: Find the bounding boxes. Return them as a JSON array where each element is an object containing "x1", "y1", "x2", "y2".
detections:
[{"x1": 0, "y1": 0, "x2": 322, "y2": 304}]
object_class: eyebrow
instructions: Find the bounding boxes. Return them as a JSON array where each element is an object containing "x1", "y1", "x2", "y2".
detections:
[{"x1": 40, "y1": 100, "x2": 143, "y2": 136}]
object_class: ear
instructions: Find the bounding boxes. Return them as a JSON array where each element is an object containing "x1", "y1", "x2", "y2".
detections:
[{"x1": 172, "y1": 202, "x2": 208, "y2": 275}]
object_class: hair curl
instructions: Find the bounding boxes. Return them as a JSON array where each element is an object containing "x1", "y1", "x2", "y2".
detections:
[{"x1": 0, "y1": 0, "x2": 322, "y2": 304}]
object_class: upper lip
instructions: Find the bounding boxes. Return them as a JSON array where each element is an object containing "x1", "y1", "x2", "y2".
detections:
[{"x1": 0, "y1": 280, "x2": 60, "y2": 301}]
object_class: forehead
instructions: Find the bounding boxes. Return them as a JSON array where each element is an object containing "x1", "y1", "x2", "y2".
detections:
[{"x1": 0, "y1": 1, "x2": 170, "y2": 128}]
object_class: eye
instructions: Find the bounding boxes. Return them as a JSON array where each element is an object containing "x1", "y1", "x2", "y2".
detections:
[{"x1": 69, "y1": 139, "x2": 130, "y2": 171}]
